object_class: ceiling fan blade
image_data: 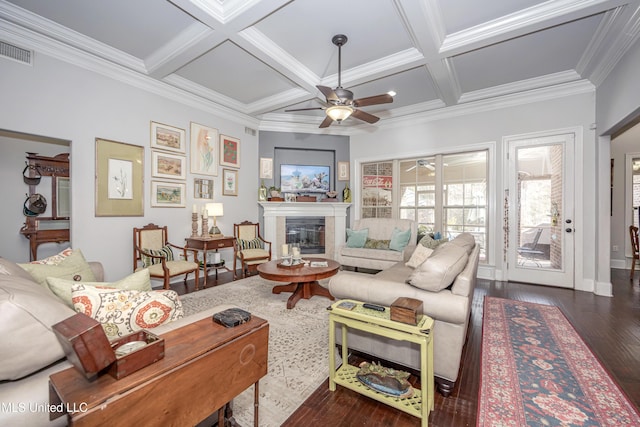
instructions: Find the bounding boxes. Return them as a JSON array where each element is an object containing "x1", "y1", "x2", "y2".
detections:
[
  {"x1": 319, "y1": 116, "x2": 334, "y2": 128},
  {"x1": 353, "y1": 93, "x2": 393, "y2": 108},
  {"x1": 351, "y1": 108, "x2": 380, "y2": 124},
  {"x1": 317, "y1": 85, "x2": 339, "y2": 103},
  {"x1": 284, "y1": 107, "x2": 324, "y2": 112}
]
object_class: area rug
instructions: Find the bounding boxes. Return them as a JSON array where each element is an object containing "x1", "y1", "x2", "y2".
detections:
[
  {"x1": 477, "y1": 297, "x2": 640, "y2": 426},
  {"x1": 179, "y1": 275, "x2": 334, "y2": 427}
]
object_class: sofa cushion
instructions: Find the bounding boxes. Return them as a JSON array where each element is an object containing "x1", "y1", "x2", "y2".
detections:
[
  {"x1": 0, "y1": 257, "x2": 37, "y2": 280},
  {"x1": 407, "y1": 242, "x2": 469, "y2": 292},
  {"x1": 364, "y1": 238, "x2": 390, "y2": 249},
  {"x1": 346, "y1": 228, "x2": 368, "y2": 248},
  {"x1": 450, "y1": 232, "x2": 475, "y2": 254},
  {"x1": 29, "y1": 248, "x2": 74, "y2": 265},
  {"x1": 0, "y1": 275, "x2": 75, "y2": 380},
  {"x1": 340, "y1": 247, "x2": 405, "y2": 262},
  {"x1": 405, "y1": 244, "x2": 434, "y2": 268},
  {"x1": 389, "y1": 227, "x2": 412, "y2": 251},
  {"x1": 72, "y1": 284, "x2": 183, "y2": 340},
  {"x1": 47, "y1": 269, "x2": 152, "y2": 308},
  {"x1": 18, "y1": 249, "x2": 97, "y2": 287}
]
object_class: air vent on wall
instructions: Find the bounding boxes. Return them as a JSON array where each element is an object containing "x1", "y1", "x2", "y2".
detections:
[
  {"x1": 0, "y1": 41, "x2": 33, "y2": 65},
  {"x1": 244, "y1": 127, "x2": 256, "y2": 136}
]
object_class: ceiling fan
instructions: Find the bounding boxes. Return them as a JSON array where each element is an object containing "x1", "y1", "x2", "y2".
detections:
[{"x1": 285, "y1": 34, "x2": 394, "y2": 128}]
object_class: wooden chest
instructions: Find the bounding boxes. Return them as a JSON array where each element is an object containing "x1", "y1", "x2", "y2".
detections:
[
  {"x1": 390, "y1": 297, "x2": 423, "y2": 325},
  {"x1": 52, "y1": 313, "x2": 115, "y2": 380},
  {"x1": 108, "y1": 330, "x2": 165, "y2": 379}
]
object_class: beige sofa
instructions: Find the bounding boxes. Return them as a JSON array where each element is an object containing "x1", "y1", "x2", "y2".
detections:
[
  {"x1": 329, "y1": 233, "x2": 480, "y2": 396},
  {"x1": 336, "y1": 218, "x2": 418, "y2": 270},
  {"x1": 0, "y1": 257, "x2": 231, "y2": 426}
]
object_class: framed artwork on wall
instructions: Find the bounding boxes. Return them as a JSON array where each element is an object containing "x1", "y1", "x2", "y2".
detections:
[
  {"x1": 338, "y1": 161, "x2": 350, "y2": 181},
  {"x1": 151, "y1": 181, "x2": 186, "y2": 208},
  {"x1": 190, "y1": 122, "x2": 218, "y2": 176},
  {"x1": 220, "y1": 135, "x2": 240, "y2": 168},
  {"x1": 95, "y1": 138, "x2": 144, "y2": 216},
  {"x1": 151, "y1": 150, "x2": 186, "y2": 180},
  {"x1": 222, "y1": 168, "x2": 238, "y2": 196},
  {"x1": 260, "y1": 157, "x2": 273, "y2": 179},
  {"x1": 194, "y1": 178, "x2": 214, "y2": 200},
  {"x1": 150, "y1": 121, "x2": 186, "y2": 153}
]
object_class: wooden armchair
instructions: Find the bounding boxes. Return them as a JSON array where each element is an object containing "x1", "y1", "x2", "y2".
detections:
[
  {"x1": 233, "y1": 221, "x2": 272, "y2": 279},
  {"x1": 630, "y1": 225, "x2": 639, "y2": 280},
  {"x1": 133, "y1": 223, "x2": 199, "y2": 289}
]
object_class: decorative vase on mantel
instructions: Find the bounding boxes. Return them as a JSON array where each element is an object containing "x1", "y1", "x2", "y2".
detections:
[
  {"x1": 343, "y1": 183, "x2": 351, "y2": 203},
  {"x1": 258, "y1": 180, "x2": 267, "y2": 201}
]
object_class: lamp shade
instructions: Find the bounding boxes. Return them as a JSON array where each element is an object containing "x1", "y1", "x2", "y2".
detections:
[
  {"x1": 205, "y1": 202, "x2": 224, "y2": 217},
  {"x1": 326, "y1": 105, "x2": 353, "y2": 122}
]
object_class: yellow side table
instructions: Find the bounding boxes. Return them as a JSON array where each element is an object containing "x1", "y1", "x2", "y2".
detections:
[{"x1": 328, "y1": 299, "x2": 434, "y2": 427}]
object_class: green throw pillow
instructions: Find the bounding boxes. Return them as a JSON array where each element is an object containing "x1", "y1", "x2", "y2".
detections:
[
  {"x1": 389, "y1": 227, "x2": 411, "y2": 251},
  {"x1": 19, "y1": 249, "x2": 96, "y2": 287},
  {"x1": 364, "y1": 238, "x2": 390, "y2": 249},
  {"x1": 346, "y1": 228, "x2": 369, "y2": 248},
  {"x1": 47, "y1": 269, "x2": 152, "y2": 308}
]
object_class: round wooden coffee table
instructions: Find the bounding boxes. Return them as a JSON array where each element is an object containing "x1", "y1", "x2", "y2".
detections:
[{"x1": 257, "y1": 258, "x2": 340, "y2": 309}]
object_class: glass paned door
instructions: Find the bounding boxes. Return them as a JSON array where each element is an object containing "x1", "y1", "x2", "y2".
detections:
[{"x1": 507, "y1": 134, "x2": 574, "y2": 288}]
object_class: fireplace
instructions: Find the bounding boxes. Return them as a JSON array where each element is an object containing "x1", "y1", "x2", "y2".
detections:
[
  {"x1": 259, "y1": 201, "x2": 350, "y2": 260},
  {"x1": 286, "y1": 217, "x2": 325, "y2": 254}
]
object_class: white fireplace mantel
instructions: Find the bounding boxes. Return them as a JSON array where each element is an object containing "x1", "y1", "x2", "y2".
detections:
[{"x1": 259, "y1": 202, "x2": 350, "y2": 259}]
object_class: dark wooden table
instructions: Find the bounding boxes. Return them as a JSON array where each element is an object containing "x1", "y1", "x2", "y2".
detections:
[
  {"x1": 257, "y1": 258, "x2": 340, "y2": 309},
  {"x1": 49, "y1": 315, "x2": 268, "y2": 426},
  {"x1": 185, "y1": 236, "x2": 235, "y2": 288}
]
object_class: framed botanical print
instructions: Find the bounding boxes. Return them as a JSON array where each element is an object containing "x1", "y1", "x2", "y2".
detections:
[
  {"x1": 338, "y1": 161, "x2": 350, "y2": 180},
  {"x1": 151, "y1": 181, "x2": 186, "y2": 208},
  {"x1": 150, "y1": 121, "x2": 186, "y2": 153},
  {"x1": 222, "y1": 168, "x2": 238, "y2": 196},
  {"x1": 95, "y1": 138, "x2": 144, "y2": 217},
  {"x1": 220, "y1": 135, "x2": 240, "y2": 168},
  {"x1": 260, "y1": 157, "x2": 273, "y2": 179},
  {"x1": 151, "y1": 150, "x2": 186, "y2": 180},
  {"x1": 190, "y1": 122, "x2": 218, "y2": 176}
]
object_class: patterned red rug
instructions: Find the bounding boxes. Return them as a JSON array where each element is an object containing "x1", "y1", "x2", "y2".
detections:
[{"x1": 477, "y1": 297, "x2": 640, "y2": 426}]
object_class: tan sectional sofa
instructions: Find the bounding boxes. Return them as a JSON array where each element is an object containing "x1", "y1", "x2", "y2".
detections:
[
  {"x1": 336, "y1": 218, "x2": 418, "y2": 270},
  {"x1": 0, "y1": 257, "x2": 230, "y2": 426},
  {"x1": 329, "y1": 233, "x2": 480, "y2": 396}
]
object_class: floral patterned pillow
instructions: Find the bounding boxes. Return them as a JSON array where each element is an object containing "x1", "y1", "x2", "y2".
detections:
[
  {"x1": 29, "y1": 248, "x2": 74, "y2": 265},
  {"x1": 364, "y1": 238, "x2": 391, "y2": 249},
  {"x1": 71, "y1": 284, "x2": 183, "y2": 340}
]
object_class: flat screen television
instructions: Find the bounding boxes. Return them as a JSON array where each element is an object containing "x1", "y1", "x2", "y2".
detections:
[{"x1": 280, "y1": 164, "x2": 330, "y2": 193}]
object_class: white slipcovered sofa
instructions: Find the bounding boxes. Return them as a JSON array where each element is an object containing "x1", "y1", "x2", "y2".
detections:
[
  {"x1": 336, "y1": 218, "x2": 417, "y2": 270},
  {"x1": 329, "y1": 233, "x2": 480, "y2": 396},
  {"x1": 0, "y1": 256, "x2": 231, "y2": 426}
]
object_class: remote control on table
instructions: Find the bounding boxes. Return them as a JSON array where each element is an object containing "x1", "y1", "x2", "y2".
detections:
[{"x1": 363, "y1": 303, "x2": 385, "y2": 312}]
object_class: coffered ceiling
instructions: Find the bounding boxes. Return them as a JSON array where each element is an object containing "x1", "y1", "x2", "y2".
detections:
[{"x1": 1, "y1": 0, "x2": 640, "y2": 133}]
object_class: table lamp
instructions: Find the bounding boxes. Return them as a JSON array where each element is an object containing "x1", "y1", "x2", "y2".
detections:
[{"x1": 206, "y1": 202, "x2": 224, "y2": 237}]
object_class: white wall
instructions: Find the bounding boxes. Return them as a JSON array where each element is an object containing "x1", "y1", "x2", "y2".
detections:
[
  {"x1": 0, "y1": 135, "x2": 70, "y2": 262},
  {"x1": 0, "y1": 54, "x2": 259, "y2": 280},
  {"x1": 350, "y1": 93, "x2": 598, "y2": 290}
]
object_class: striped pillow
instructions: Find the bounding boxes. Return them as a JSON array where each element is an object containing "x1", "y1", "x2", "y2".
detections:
[
  {"x1": 238, "y1": 238, "x2": 263, "y2": 250},
  {"x1": 141, "y1": 245, "x2": 174, "y2": 268}
]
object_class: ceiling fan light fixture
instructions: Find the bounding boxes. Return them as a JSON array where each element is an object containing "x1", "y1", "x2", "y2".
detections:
[{"x1": 326, "y1": 105, "x2": 353, "y2": 122}]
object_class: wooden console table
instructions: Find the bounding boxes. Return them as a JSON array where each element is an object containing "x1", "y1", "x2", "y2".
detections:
[
  {"x1": 49, "y1": 315, "x2": 268, "y2": 426},
  {"x1": 328, "y1": 299, "x2": 434, "y2": 426},
  {"x1": 185, "y1": 236, "x2": 235, "y2": 288}
]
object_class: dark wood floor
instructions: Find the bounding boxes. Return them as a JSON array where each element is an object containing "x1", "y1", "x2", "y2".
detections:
[{"x1": 178, "y1": 268, "x2": 640, "y2": 427}]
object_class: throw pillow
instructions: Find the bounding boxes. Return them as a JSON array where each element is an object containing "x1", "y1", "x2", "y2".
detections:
[
  {"x1": 407, "y1": 243, "x2": 468, "y2": 292},
  {"x1": 346, "y1": 228, "x2": 368, "y2": 248},
  {"x1": 389, "y1": 227, "x2": 411, "y2": 251},
  {"x1": 18, "y1": 249, "x2": 97, "y2": 287},
  {"x1": 405, "y1": 244, "x2": 434, "y2": 268},
  {"x1": 364, "y1": 238, "x2": 390, "y2": 249},
  {"x1": 238, "y1": 238, "x2": 264, "y2": 250},
  {"x1": 141, "y1": 244, "x2": 174, "y2": 268},
  {"x1": 450, "y1": 232, "x2": 476, "y2": 254},
  {"x1": 72, "y1": 284, "x2": 184, "y2": 340},
  {"x1": 47, "y1": 269, "x2": 152, "y2": 308},
  {"x1": 29, "y1": 248, "x2": 73, "y2": 265},
  {"x1": 418, "y1": 233, "x2": 448, "y2": 249}
]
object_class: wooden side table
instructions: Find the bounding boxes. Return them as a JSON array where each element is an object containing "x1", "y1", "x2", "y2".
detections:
[
  {"x1": 49, "y1": 315, "x2": 268, "y2": 426},
  {"x1": 328, "y1": 299, "x2": 435, "y2": 427},
  {"x1": 185, "y1": 236, "x2": 235, "y2": 288}
]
